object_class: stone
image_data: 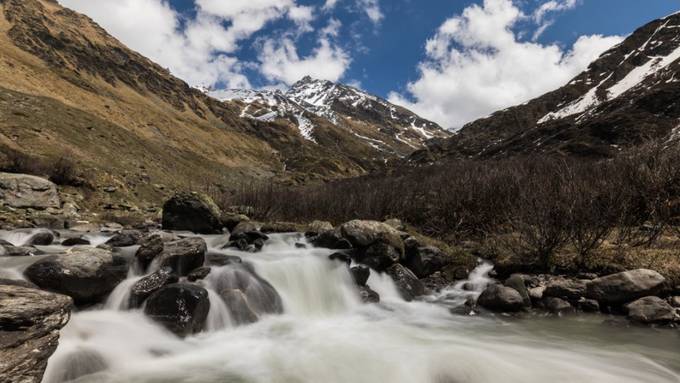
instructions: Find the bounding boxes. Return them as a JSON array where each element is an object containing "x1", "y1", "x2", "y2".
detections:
[
  {"x1": 24, "y1": 229, "x2": 55, "y2": 246},
  {"x1": 310, "y1": 231, "x2": 352, "y2": 250},
  {"x1": 670, "y1": 296, "x2": 680, "y2": 308},
  {"x1": 478, "y1": 284, "x2": 525, "y2": 312},
  {"x1": 105, "y1": 230, "x2": 141, "y2": 247},
  {"x1": 220, "y1": 213, "x2": 249, "y2": 232},
  {"x1": 386, "y1": 264, "x2": 425, "y2": 302},
  {"x1": 504, "y1": 274, "x2": 531, "y2": 307},
  {"x1": 305, "y1": 220, "x2": 333, "y2": 236},
  {"x1": 404, "y1": 246, "x2": 448, "y2": 278},
  {"x1": 586, "y1": 269, "x2": 666, "y2": 306},
  {"x1": 162, "y1": 192, "x2": 223, "y2": 234},
  {"x1": 1, "y1": 245, "x2": 42, "y2": 257},
  {"x1": 0, "y1": 173, "x2": 60, "y2": 210},
  {"x1": 359, "y1": 240, "x2": 402, "y2": 271},
  {"x1": 578, "y1": 298, "x2": 600, "y2": 313},
  {"x1": 206, "y1": 252, "x2": 242, "y2": 266},
  {"x1": 544, "y1": 278, "x2": 588, "y2": 301},
  {"x1": 61, "y1": 237, "x2": 90, "y2": 246},
  {"x1": 135, "y1": 234, "x2": 165, "y2": 268},
  {"x1": 155, "y1": 237, "x2": 207, "y2": 276},
  {"x1": 544, "y1": 297, "x2": 574, "y2": 314},
  {"x1": 339, "y1": 220, "x2": 403, "y2": 248},
  {"x1": 358, "y1": 285, "x2": 380, "y2": 303},
  {"x1": 144, "y1": 283, "x2": 210, "y2": 337},
  {"x1": 0, "y1": 285, "x2": 72, "y2": 383},
  {"x1": 350, "y1": 265, "x2": 370, "y2": 286},
  {"x1": 626, "y1": 296, "x2": 678, "y2": 324},
  {"x1": 187, "y1": 267, "x2": 211, "y2": 282},
  {"x1": 260, "y1": 222, "x2": 302, "y2": 233},
  {"x1": 328, "y1": 252, "x2": 352, "y2": 265},
  {"x1": 24, "y1": 248, "x2": 128, "y2": 305},
  {"x1": 220, "y1": 289, "x2": 259, "y2": 325},
  {"x1": 129, "y1": 267, "x2": 179, "y2": 308}
]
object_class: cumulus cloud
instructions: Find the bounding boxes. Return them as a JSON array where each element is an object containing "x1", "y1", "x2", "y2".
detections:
[
  {"x1": 388, "y1": 0, "x2": 622, "y2": 130},
  {"x1": 321, "y1": 0, "x2": 383, "y2": 25},
  {"x1": 258, "y1": 20, "x2": 351, "y2": 85},
  {"x1": 59, "y1": 0, "x2": 350, "y2": 90}
]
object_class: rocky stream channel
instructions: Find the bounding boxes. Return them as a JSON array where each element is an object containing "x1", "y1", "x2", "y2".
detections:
[{"x1": 1, "y1": 192, "x2": 679, "y2": 383}]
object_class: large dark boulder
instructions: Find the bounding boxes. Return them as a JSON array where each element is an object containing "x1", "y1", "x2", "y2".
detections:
[
  {"x1": 144, "y1": 283, "x2": 210, "y2": 337},
  {"x1": 386, "y1": 264, "x2": 425, "y2": 301},
  {"x1": 0, "y1": 285, "x2": 72, "y2": 383},
  {"x1": 626, "y1": 296, "x2": 678, "y2": 324},
  {"x1": 105, "y1": 230, "x2": 141, "y2": 247},
  {"x1": 156, "y1": 237, "x2": 207, "y2": 276},
  {"x1": 504, "y1": 274, "x2": 531, "y2": 307},
  {"x1": 162, "y1": 192, "x2": 223, "y2": 234},
  {"x1": 586, "y1": 269, "x2": 666, "y2": 306},
  {"x1": 403, "y1": 245, "x2": 448, "y2": 278},
  {"x1": 24, "y1": 248, "x2": 128, "y2": 305},
  {"x1": 478, "y1": 284, "x2": 525, "y2": 312},
  {"x1": 129, "y1": 267, "x2": 179, "y2": 308}
]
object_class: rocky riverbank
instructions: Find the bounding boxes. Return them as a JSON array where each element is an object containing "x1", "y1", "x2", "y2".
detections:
[{"x1": 1, "y1": 177, "x2": 679, "y2": 382}]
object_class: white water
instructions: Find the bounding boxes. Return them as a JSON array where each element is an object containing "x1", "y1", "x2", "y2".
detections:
[{"x1": 1, "y1": 230, "x2": 679, "y2": 383}]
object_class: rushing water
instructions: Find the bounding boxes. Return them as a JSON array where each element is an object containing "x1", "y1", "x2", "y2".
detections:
[{"x1": 1, "y1": 230, "x2": 679, "y2": 383}]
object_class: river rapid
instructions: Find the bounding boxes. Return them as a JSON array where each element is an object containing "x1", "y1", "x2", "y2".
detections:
[{"x1": 1, "y1": 230, "x2": 679, "y2": 383}]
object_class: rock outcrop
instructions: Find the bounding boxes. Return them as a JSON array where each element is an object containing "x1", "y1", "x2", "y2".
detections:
[
  {"x1": 0, "y1": 285, "x2": 72, "y2": 383},
  {"x1": 0, "y1": 173, "x2": 60, "y2": 210}
]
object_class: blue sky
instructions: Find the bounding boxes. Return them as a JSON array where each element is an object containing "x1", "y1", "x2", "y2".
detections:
[{"x1": 60, "y1": 0, "x2": 680, "y2": 128}]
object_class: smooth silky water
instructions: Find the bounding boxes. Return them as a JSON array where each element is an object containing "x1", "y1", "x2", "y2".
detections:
[{"x1": 1, "y1": 230, "x2": 679, "y2": 383}]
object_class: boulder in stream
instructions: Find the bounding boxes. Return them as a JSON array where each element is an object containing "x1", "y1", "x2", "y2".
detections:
[
  {"x1": 586, "y1": 269, "x2": 666, "y2": 306},
  {"x1": 350, "y1": 265, "x2": 370, "y2": 286},
  {"x1": 144, "y1": 283, "x2": 211, "y2": 337},
  {"x1": 478, "y1": 284, "x2": 525, "y2": 312},
  {"x1": 135, "y1": 233, "x2": 165, "y2": 268},
  {"x1": 105, "y1": 230, "x2": 141, "y2": 247},
  {"x1": 358, "y1": 285, "x2": 380, "y2": 303},
  {"x1": 504, "y1": 274, "x2": 531, "y2": 307},
  {"x1": 129, "y1": 267, "x2": 179, "y2": 308},
  {"x1": 386, "y1": 264, "x2": 425, "y2": 302},
  {"x1": 544, "y1": 277, "x2": 588, "y2": 302},
  {"x1": 0, "y1": 285, "x2": 72, "y2": 383},
  {"x1": 155, "y1": 237, "x2": 207, "y2": 276},
  {"x1": 24, "y1": 248, "x2": 128, "y2": 305},
  {"x1": 403, "y1": 245, "x2": 448, "y2": 278},
  {"x1": 162, "y1": 192, "x2": 223, "y2": 234},
  {"x1": 61, "y1": 237, "x2": 90, "y2": 246}
]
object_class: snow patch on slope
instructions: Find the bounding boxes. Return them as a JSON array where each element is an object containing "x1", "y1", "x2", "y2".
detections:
[
  {"x1": 538, "y1": 73, "x2": 613, "y2": 124},
  {"x1": 608, "y1": 45, "x2": 680, "y2": 99}
]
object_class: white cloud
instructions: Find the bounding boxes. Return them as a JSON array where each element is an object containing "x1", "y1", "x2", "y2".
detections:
[
  {"x1": 258, "y1": 21, "x2": 351, "y2": 85},
  {"x1": 58, "y1": 0, "x2": 346, "y2": 90},
  {"x1": 388, "y1": 0, "x2": 622, "y2": 130},
  {"x1": 358, "y1": 0, "x2": 383, "y2": 24}
]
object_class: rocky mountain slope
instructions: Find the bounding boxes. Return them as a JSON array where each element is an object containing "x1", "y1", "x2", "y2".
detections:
[
  {"x1": 0, "y1": 0, "x2": 446, "y2": 213},
  {"x1": 413, "y1": 12, "x2": 680, "y2": 163},
  {"x1": 215, "y1": 76, "x2": 448, "y2": 154}
]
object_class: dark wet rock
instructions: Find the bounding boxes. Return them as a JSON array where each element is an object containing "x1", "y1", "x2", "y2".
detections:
[
  {"x1": 61, "y1": 237, "x2": 90, "y2": 246},
  {"x1": 226, "y1": 227, "x2": 268, "y2": 252},
  {"x1": 135, "y1": 234, "x2": 164, "y2": 268},
  {"x1": 403, "y1": 245, "x2": 447, "y2": 278},
  {"x1": 49, "y1": 348, "x2": 107, "y2": 383},
  {"x1": 0, "y1": 173, "x2": 60, "y2": 210},
  {"x1": 144, "y1": 283, "x2": 210, "y2": 337},
  {"x1": 386, "y1": 264, "x2": 425, "y2": 302},
  {"x1": 206, "y1": 252, "x2": 242, "y2": 266},
  {"x1": 156, "y1": 237, "x2": 207, "y2": 276},
  {"x1": 359, "y1": 240, "x2": 403, "y2": 271},
  {"x1": 187, "y1": 267, "x2": 212, "y2": 282},
  {"x1": 162, "y1": 192, "x2": 223, "y2": 234},
  {"x1": 220, "y1": 289, "x2": 259, "y2": 325},
  {"x1": 25, "y1": 229, "x2": 55, "y2": 246},
  {"x1": 358, "y1": 285, "x2": 380, "y2": 303},
  {"x1": 504, "y1": 274, "x2": 531, "y2": 307},
  {"x1": 310, "y1": 231, "x2": 352, "y2": 250},
  {"x1": 220, "y1": 213, "x2": 250, "y2": 232},
  {"x1": 350, "y1": 265, "x2": 370, "y2": 286},
  {"x1": 478, "y1": 284, "x2": 525, "y2": 312},
  {"x1": 544, "y1": 297, "x2": 574, "y2": 314},
  {"x1": 295, "y1": 243, "x2": 307, "y2": 249},
  {"x1": 105, "y1": 230, "x2": 141, "y2": 247},
  {"x1": 578, "y1": 298, "x2": 601, "y2": 313},
  {"x1": 328, "y1": 252, "x2": 352, "y2": 265},
  {"x1": 0, "y1": 285, "x2": 72, "y2": 383},
  {"x1": 544, "y1": 278, "x2": 588, "y2": 302},
  {"x1": 129, "y1": 267, "x2": 179, "y2": 308},
  {"x1": 586, "y1": 269, "x2": 666, "y2": 306},
  {"x1": 24, "y1": 248, "x2": 128, "y2": 305},
  {"x1": 626, "y1": 296, "x2": 678, "y2": 325}
]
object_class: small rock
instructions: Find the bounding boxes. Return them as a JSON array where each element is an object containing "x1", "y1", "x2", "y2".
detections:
[
  {"x1": 528, "y1": 286, "x2": 546, "y2": 302},
  {"x1": 61, "y1": 237, "x2": 90, "y2": 246},
  {"x1": 129, "y1": 267, "x2": 179, "y2": 308},
  {"x1": 504, "y1": 274, "x2": 531, "y2": 307},
  {"x1": 25, "y1": 229, "x2": 55, "y2": 246},
  {"x1": 187, "y1": 267, "x2": 211, "y2": 282},
  {"x1": 206, "y1": 252, "x2": 242, "y2": 266},
  {"x1": 478, "y1": 284, "x2": 525, "y2": 312},
  {"x1": 544, "y1": 297, "x2": 574, "y2": 314},
  {"x1": 135, "y1": 234, "x2": 164, "y2": 268},
  {"x1": 105, "y1": 230, "x2": 141, "y2": 247},
  {"x1": 670, "y1": 296, "x2": 680, "y2": 308},
  {"x1": 404, "y1": 246, "x2": 448, "y2": 278},
  {"x1": 305, "y1": 220, "x2": 333, "y2": 236},
  {"x1": 578, "y1": 298, "x2": 600, "y2": 313},
  {"x1": 358, "y1": 285, "x2": 380, "y2": 303},
  {"x1": 144, "y1": 283, "x2": 211, "y2": 337},
  {"x1": 328, "y1": 252, "x2": 352, "y2": 265},
  {"x1": 386, "y1": 263, "x2": 425, "y2": 301},
  {"x1": 350, "y1": 265, "x2": 370, "y2": 286},
  {"x1": 544, "y1": 277, "x2": 588, "y2": 302}
]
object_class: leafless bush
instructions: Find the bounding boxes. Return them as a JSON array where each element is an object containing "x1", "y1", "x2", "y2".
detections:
[{"x1": 1, "y1": 150, "x2": 86, "y2": 187}]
